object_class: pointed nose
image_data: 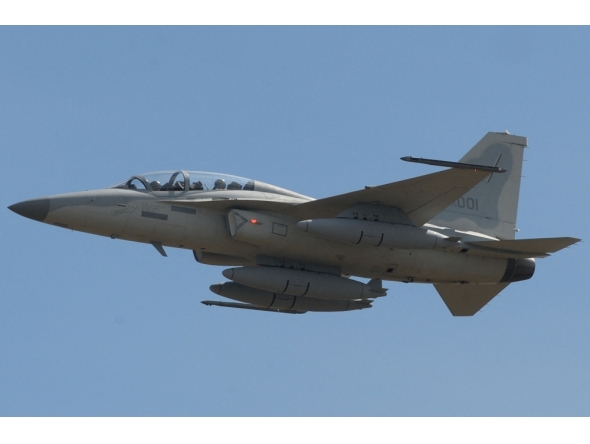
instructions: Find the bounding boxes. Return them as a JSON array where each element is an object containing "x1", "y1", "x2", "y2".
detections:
[{"x1": 8, "y1": 198, "x2": 50, "y2": 222}]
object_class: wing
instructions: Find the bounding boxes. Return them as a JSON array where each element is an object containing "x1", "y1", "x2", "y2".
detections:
[{"x1": 288, "y1": 168, "x2": 492, "y2": 226}]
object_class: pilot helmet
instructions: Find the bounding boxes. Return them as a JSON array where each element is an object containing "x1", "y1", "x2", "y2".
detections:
[{"x1": 150, "y1": 180, "x2": 162, "y2": 191}]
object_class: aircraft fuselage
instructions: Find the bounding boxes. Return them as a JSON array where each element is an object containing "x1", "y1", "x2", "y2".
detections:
[{"x1": 14, "y1": 187, "x2": 527, "y2": 286}]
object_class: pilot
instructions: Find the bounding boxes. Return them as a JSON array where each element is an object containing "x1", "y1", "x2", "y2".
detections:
[
  {"x1": 213, "y1": 179, "x2": 226, "y2": 190},
  {"x1": 150, "y1": 181, "x2": 162, "y2": 191},
  {"x1": 174, "y1": 181, "x2": 185, "y2": 191},
  {"x1": 227, "y1": 181, "x2": 242, "y2": 190}
]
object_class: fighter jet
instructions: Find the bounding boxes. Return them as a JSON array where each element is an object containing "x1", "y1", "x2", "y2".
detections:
[{"x1": 8, "y1": 132, "x2": 580, "y2": 315}]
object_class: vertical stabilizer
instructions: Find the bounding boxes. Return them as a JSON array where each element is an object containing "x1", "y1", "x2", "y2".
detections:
[{"x1": 429, "y1": 132, "x2": 527, "y2": 240}]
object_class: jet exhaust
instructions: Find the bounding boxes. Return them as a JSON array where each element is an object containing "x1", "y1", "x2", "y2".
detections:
[{"x1": 500, "y1": 258, "x2": 535, "y2": 283}]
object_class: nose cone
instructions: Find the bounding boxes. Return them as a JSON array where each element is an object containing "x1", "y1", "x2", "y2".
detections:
[{"x1": 8, "y1": 198, "x2": 50, "y2": 222}]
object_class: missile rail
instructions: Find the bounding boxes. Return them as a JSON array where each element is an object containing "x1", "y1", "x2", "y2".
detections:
[{"x1": 202, "y1": 300, "x2": 305, "y2": 314}]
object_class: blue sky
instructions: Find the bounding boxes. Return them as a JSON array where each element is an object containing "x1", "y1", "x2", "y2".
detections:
[{"x1": 1, "y1": 26, "x2": 589, "y2": 416}]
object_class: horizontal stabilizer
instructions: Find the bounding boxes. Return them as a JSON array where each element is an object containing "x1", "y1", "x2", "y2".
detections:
[
  {"x1": 202, "y1": 300, "x2": 305, "y2": 314},
  {"x1": 434, "y1": 283, "x2": 510, "y2": 316},
  {"x1": 467, "y1": 237, "x2": 580, "y2": 258}
]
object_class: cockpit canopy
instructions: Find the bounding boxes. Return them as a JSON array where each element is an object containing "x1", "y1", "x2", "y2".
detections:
[
  {"x1": 109, "y1": 170, "x2": 309, "y2": 199},
  {"x1": 110, "y1": 171, "x2": 254, "y2": 192}
]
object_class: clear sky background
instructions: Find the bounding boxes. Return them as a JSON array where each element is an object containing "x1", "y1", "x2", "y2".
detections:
[{"x1": 1, "y1": 26, "x2": 589, "y2": 416}]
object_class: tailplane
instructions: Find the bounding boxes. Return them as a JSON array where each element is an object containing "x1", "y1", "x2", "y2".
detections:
[{"x1": 429, "y1": 132, "x2": 527, "y2": 240}]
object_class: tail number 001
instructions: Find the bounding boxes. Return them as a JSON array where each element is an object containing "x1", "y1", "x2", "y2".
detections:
[{"x1": 455, "y1": 197, "x2": 479, "y2": 211}]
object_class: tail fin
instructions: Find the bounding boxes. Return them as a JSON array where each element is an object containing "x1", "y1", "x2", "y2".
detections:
[{"x1": 428, "y1": 132, "x2": 527, "y2": 240}]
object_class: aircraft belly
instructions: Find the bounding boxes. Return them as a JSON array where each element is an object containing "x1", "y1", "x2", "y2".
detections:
[
  {"x1": 45, "y1": 203, "x2": 512, "y2": 284},
  {"x1": 381, "y1": 250, "x2": 507, "y2": 283},
  {"x1": 234, "y1": 232, "x2": 509, "y2": 284}
]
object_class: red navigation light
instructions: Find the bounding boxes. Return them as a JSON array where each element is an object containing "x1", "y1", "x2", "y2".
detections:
[{"x1": 250, "y1": 219, "x2": 257, "y2": 224}]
